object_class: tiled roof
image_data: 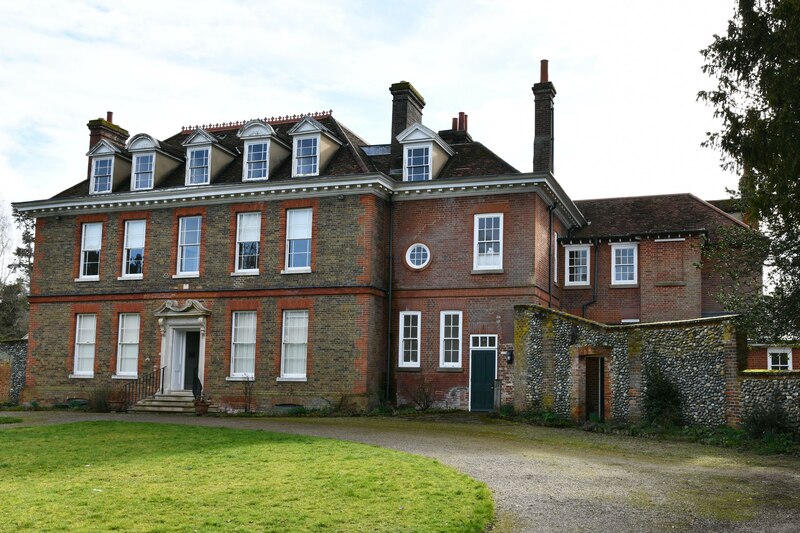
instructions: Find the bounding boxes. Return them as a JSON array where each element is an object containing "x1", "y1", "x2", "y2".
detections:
[{"x1": 570, "y1": 193, "x2": 749, "y2": 240}]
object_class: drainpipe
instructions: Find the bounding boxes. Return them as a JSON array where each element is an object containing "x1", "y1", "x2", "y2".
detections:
[
  {"x1": 385, "y1": 200, "x2": 394, "y2": 404},
  {"x1": 548, "y1": 203, "x2": 557, "y2": 308},
  {"x1": 581, "y1": 241, "x2": 599, "y2": 318}
]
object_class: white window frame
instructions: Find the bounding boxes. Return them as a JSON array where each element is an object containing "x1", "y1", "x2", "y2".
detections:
[
  {"x1": 121, "y1": 219, "x2": 146, "y2": 279},
  {"x1": 230, "y1": 311, "x2": 257, "y2": 379},
  {"x1": 293, "y1": 134, "x2": 319, "y2": 177},
  {"x1": 564, "y1": 244, "x2": 590, "y2": 287},
  {"x1": 72, "y1": 314, "x2": 96, "y2": 378},
  {"x1": 403, "y1": 143, "x2": 431, "y2": 182},
  {"x1": 398, "y1": 311, "x2": 421, "y2": 368},
  {"x1": 90, "y1": 157, "x2": 113, "y2": 194},
  {"x1": 131, "y1": 153, "x2": 155, "y2": 191},
  {"x1": 176, "y1": 216, "x2": 202, "y2": 277},
  {"x1": 611, "y1": 242, "x2": 638, "y2": 285},
  {"x1": 235, "y1": 212, "x2": 261, "y2": 274},
  {"x1": 280, "y1": 309, "x2": 309, "y2": 380},
  {"x1": 439, "y1": 311, "x2": 463, "y2": 368},
  {"x1": 115, "y1": 313, "x2": 140, "y2": 378},
  {"x1": 473, "y1": 213, "x2": 504, "y2": 271},
  {"x1": 768, "y1": 347, "x2": 793, "y2": 370},
  {"x1": 405, "y1": 243, "x2": 431, "y2": 270},
  {"x1": 284, "y1": 208, "x2": 312, "y2": 273},
  {"x1": 79, "y1": 222, "x2": 102, "y2": 281},
  {"x1": 186, "y1": 147, "x2": 211, "y2": 185},
  {"x1": 243, "y1": 140, "x2": 269, "y2": 181}
]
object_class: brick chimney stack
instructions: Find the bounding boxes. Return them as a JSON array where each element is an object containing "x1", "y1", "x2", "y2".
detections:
[
  {"x1": 532, "y1": 59, "x2": 557, "y2": 174},
  {"x1": 87, "y1": 111, "x2": 129, "y2": 150},
  {"x1": 390, "y1": 81, "x2": 425, "y2": 175}
]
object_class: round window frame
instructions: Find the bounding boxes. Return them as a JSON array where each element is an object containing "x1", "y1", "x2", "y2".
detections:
[{"x1": 405, "y1": 243, "x2": 431, "y2": 270}]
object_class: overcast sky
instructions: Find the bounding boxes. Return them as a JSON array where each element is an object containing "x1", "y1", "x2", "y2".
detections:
[{"x1": 0, "y1": 0, "x2": 738, "y2": 235}]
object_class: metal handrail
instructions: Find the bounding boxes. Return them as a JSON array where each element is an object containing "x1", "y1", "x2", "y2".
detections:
[{"x1": 121, "y1": 367, "x2": 162, "y2": 409}]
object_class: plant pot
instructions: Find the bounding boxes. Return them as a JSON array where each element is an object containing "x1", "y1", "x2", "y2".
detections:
[{"x1": 194, "y1": 401, "x2": 209, "y2": 416}]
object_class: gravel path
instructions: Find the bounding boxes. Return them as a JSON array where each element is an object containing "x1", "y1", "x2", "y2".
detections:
[{"x1": 3, "y1": 411, "x2": 799, "y2": 532}]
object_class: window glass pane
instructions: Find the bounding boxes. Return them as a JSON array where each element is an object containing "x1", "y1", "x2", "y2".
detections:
[
  {"x1": 237, "y1": 213, "x2": 261, "y2": 242},
  {"x1": 282, "y1": 310, "x2": 308, "y2": 376},
  {"x1": 475, "y1": 215, "x2": 501, "y2": 268},
  {"x1": 134, "y1": 154, "x2": 154, "y2": 189},
  {"x1": 247, "y1": 142, "x2": 268, "y2": 179},
  {"x1": 83, "y1": 223, "x2": 102, "y2": 250},
  {"x1": 287, "y1": 209, "x2": 312, "y2": 239}
]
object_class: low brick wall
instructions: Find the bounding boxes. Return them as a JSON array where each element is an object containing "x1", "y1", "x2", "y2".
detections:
[
  {"x1": 0, "y1": 339, "x2": 27, "y2": 405},
  {"x1": 512, "y1": 305, "x2": 740, "y2": 427},
  {"x1": 740, "y1": 372, "x2": 800, "y2": 431}
]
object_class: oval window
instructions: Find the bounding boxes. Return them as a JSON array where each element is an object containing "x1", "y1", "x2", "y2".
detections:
[{"x1": 405, "y1": 243, "x2": 431, "y2": 270}]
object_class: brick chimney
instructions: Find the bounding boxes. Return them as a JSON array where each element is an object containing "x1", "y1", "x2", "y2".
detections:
[
  {"x1": 87, "y1": 111, "x2": 129, "y2": 150},
  {"x1": 437, "y1": 111, "x2": 473, "y2": 144},
  {"x1": 390, "y1": 81, "x2": 425, "y2": 175},
  {"x1": 532, "y1": 60, "x2": 556, "y2": 174}
]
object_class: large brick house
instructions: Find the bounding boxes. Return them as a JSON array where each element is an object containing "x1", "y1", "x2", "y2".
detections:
[{"x1": 14, "y1": 61, "x2": 764, "y2": 413}]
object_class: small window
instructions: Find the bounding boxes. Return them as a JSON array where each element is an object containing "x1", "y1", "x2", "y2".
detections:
[
  {"x1": 187, "y1": 148, "x2": 210, "y2": 185},
  {"x1": 399, "y1": 311, "x2": 421, "y2": 368},
  {"x1": 122, "y1": 220, "x2": 145, "y2": 278},
  {"x1": 231, "y1": 311, "x2": 257, "y2": 378},
  {"x1": 244, "y1": 141, "x2": 269, "y2": 181},
  {"x1": 565, "y1": 245, "x2": 590, "y2": 286},
  {"x1": 405, "y1": 145, "x2": 430, "y2": 181},
  {"x1": 91, "y1": 158, "x2": 113, "y2": 194},
  {"x1": 768, "y1": 347, "x2": 792, "y2": 370},
  {"x1": 236, "y1": 212, "x2": 261, "y2": 273},
  {"x1": 73, "y1": 314, "x2": 96, "y2": 377},
  {"x1": 471, "y1": 335, "x2": 497, "y2": 349},
  {"x1": 294, "y1": 137, "x2": 318, "y2": 176},
  {"x1": 473, "y1": 213, "x2": 503, "y2": 270},
  {"x1": 116, "y1": 313, "x2": 140, "y2": 377},
  {"x1": 177, "y1": 216, "x2": 202, "y2": 275},
  {"x1": 79, "y1": 222, "x2": 102, "y2": 280},
  {"x1": 132, "y1": 153, "x2": 154, "y2": 190},
  {"x1": 281, "y1": 310, "x2": 309, "y2": 379},
  {"x1": 611, "y1": 243, "x2": 638, "y2": 285},
  {"x1": 440, "y1": 311, "x2": 462, "y2": 368},
  {"x1": 285, "y1": 208, "x2": 312, "y2": 271},
  {"x1": 406, "y1": 243, "x2": 431, "y2": 270}
]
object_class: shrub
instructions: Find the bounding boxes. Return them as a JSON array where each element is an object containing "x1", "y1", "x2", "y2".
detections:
[
  {"x1": 742, "y1": 391, "x2": 794, "y2": 440},
  {"x1": 642, "y1": 366, "x2": 682, "y2": 427},
  {"x1": 88, "y1": 385, "x2": 111, "y2": 413}
]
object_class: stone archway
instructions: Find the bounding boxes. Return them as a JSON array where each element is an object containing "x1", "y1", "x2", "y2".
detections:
[{"x1": 569, "y1": 345, "x2": 612, "y2": 422}]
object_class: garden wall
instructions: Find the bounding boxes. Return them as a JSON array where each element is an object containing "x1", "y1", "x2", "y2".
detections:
[
  {"x1": 740, "y1": 372, "x2": 800, "y2": 431},
  {"x1": 0, "y1": 339, "x2": 27, "y2": 405},
  {"x1": 511, "y1": 305, "x2": 741, "y2": 427}
]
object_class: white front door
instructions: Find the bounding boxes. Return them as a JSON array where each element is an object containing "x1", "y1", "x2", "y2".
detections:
[{"x1": 170, "y1": 330, "x2": 186, "y2": 391}]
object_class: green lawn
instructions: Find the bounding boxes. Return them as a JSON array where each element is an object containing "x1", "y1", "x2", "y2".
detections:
[{"x1": 0, "y1": 422, "x2": 492, "y2": 532}]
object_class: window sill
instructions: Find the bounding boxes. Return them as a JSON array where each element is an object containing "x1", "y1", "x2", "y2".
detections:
[
  {"x1": 397, "y1": 366, "x2": 421, "y2": 372},
  {"x1": 226, "y1": 376, "x2": 256, "y2": 381},
  {"x1": 117, "y1": 275, "x2": 143, "y2": 281},
  {"x1": 69, "y1": 374, "x2": 94, "y2": 379},
  {"x1": 231, "y1": 271, "x2": 259, "y2": 277},
  {"x1": 281, "y1": 268, "x2": 311, "y2": 275},
  {"x1": 437, "y1": 366, "x2": 463, "y2": 372},
  {"x1": 172, "y1": 273, "x2": 199, "y2": 279},
  {"x1": 276, "y1": 377, "x2": 307, "y2": 382},
  {"x1": 563, "y1": 284, "x2": 591, "y2": 290},
  {"x1": 654, "y1": 281, "x2": 687, "y2": 287},
  {"x1": 471, "y1": 268, "x2": 504, "y2": 275},
  {"x1": 112, "y1": 374, "x2": 137, "y2": 380},
  {"x1": 610, "y1": 283, "x2": 639, "y2": 289},
  {"x1": 242, "y1": 177, "x2": 269, "y2": 182},
  {"x1": 74, "y1": 277, "x2": 99, "y2": 283}
]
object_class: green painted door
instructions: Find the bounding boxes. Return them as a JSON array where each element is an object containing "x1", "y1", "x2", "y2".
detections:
[{"x1": 470, "y1": 349, "x2": 496, "y2": 411}]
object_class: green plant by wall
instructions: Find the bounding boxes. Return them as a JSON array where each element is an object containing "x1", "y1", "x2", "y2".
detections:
[
  {"x1": 642, "y1": 366, "x2": 682, "y2": 427},
  {"x1": 742, "y1": 390, "x2": 794, "y2": 440}
]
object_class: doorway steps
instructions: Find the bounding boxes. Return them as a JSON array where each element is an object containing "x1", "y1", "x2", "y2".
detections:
[{"x1": 128, "y1": 391, "x2": 218, "y2": 415}]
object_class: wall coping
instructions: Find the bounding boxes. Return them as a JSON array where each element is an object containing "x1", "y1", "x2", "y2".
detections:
[{"x1": 739, "y1": 370, "x2": 800, "y2": 380}]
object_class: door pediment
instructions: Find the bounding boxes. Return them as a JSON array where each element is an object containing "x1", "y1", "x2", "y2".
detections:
[{"x1": 154, "y1": 299, "x2": 211, "y2": 318}]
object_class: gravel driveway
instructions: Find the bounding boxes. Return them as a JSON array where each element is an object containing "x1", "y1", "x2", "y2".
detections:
[{"x1": 3, "y1": 410, "x2": 799, "y2": 532}]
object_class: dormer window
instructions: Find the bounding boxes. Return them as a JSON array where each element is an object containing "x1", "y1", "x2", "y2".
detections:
[
  {"x1": 244, "y1": 141, "x2": 268, "y2": 180},
  {"x1": 132, "y1": 154, "x2": 154, "y2": 190},
  {"x1": 405, "y1": 145, "x2": 430, "y2": 181},
  {"x1": 91, "y1": 158, "x2": 113, "y2": 193},
  {"x1": 294, "y1": 136, "x2": 319, "y2": 176},
  {"x1": 188, "y1": 148, "x2": 210, "y2": 185}
]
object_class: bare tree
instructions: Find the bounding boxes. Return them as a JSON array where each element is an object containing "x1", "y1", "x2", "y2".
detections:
[{"x1": 0, "y1": 202, "x2": 13, "y2": 286}]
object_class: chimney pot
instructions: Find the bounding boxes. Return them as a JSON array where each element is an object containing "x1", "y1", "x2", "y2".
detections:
[
  {"x1": 458, "y1": 112, "x2": 465, "y2": 131},
  {"x1": 463, "y1": 113, "x2": 468, "y2": 132},
  {"x1": 452, "y1": 117, "x2": 458, "y2": 130},
  {"x1": 540, "y1": 59, "x2": 549, "y2": 83},
  {"x1": 532, "y1": 60, "x2": 556, "y2": 174},
  {"x1": 106, "y1": 111, "x2": 113, "y2": 123}
]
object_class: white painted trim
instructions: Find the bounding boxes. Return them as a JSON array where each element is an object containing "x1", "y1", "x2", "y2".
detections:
[
  {"x1": 79, "y1": 222, "x2": 102, "y2": 281},
  {"x1": 468, "y1": 334, "x2": 498, "y2": 412},
  {"x1": 116, "y1": 313, "x2": 140, "y2": 378},
  {"x1": 439, "y1": 311, "x2": 463, "y2": 368},
  {"x1": 402, "y1": 142, "x2": 431, "y2": 182},
  {"x1": 176, "y1": 215, "x2": 202, "y2": 276},
  {"x1": 185, "y1": 147, "x2": 211, "y2": 186},
  {"x1": 242, "y1": 139, "x2": 270, "y2": 181},
  {"x1": 131, "y1": 153, "x2": 155, "y2": 191},
  {"x1": 292, "y1": 133, "x2": 320, "y2": 177},
  {"x1": 280, "y1": 309, "x2": 309, "y2": 379},
  {"x1": 284, "y1": 208, "x2": 313, "y2": 272},
  {"x1": 73, "y1": 314, "x2": 96, "y2": 378},
  {"x1": 654, "y1": 238, "x2": 686, "y2": 243},
  {"x1": 405, "y1": 243, "x2": 431, "y2": 270},
  {"x1": 398, "y1": 311, "x2": 421, "y2": 368},
  {"x1": 768, "y1": 346, "x2": 793, "y2": 370},
  {"x1": 234, "y1": 212, "x2": 261, "y2": 274},
  {"x1": 610, "y1": 242, "x2": 638, "y2": 285},
  {"x1": 473, "y1": 213, "x2": 504, "y2": 271},
  {"x1": 89, "y1": 156, "x2": 114, "y2": 195},
  {"x1": 620, "y1": 319, "x2": 641, "y2": 324},
  {"x1": 121, "y1": 219, "x2": 146, "y2": 278},
  {"x1": 159, "y1": 319, "x2": 207, "y2": 394},
  {"x1": 230, "y1": 310, "x2": 257, "y2": 378},
  {"x1": 564, "y1": 244, "x2": 590, "y2": 287}
]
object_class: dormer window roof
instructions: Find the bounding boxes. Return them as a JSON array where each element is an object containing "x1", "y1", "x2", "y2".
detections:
[
  {"x1": 125, "y1": 133, "x2": 183, "y2": 191},
  {"x1": 181, "y1": 129, "x2": 236, "y2": 186},
  {"x1": 236, "y1": 119, "x2": 289, "y2": 182},
  {"x1": 396, "y1": 123, "x2": 454, "y2": 182},
  {"x1": 86, "y1": 139, "x2": 130, "y2": 195},
  {"x1": 287, "y1": 116, "x2": 342, "y2": 178}
]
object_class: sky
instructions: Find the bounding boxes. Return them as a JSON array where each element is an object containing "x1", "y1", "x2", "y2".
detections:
[{"x1": 0, "y1": 0, "x2": 740, "y2": 253}]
